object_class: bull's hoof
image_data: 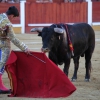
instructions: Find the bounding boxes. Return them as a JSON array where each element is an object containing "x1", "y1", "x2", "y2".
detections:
[
  {"x1": 58, "y1": 62, "x2": 63, "y2": 65},
  {"x1": 84, "y1": 79, "x2": 91, "y2": 82},
  {"x1": 71, "y1": 78, "x2": 77, "y2": 82}
]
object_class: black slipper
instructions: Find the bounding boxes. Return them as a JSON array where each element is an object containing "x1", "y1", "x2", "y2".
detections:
[{"x1": 0, "y1": 89, "x2": 11, "y2": 94}]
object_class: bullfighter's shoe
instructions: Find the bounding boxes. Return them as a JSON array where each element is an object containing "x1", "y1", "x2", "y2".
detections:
[
  {"x1": 0, "y1": 89, "x2": 11, "y2": 94},
  {"x1": 0, "y1": 74, "x2": 11, "y2": 94}
]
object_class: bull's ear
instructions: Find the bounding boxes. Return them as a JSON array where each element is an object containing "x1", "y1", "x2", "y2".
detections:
[
  {"x1": 54, "y1": 28, "x2": 64, "y2": 34},
  {"x1": 30, "y1": 27, "x2": 43, "y2": 32}
]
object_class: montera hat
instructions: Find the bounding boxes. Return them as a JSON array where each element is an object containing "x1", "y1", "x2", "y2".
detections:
[{"x1": 6, "y1": 6, "x2": 19, "y2": 17}]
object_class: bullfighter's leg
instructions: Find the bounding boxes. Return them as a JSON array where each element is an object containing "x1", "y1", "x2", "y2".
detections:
[
  {"x1": 71, "y1": 56, "x2": 80, "y2": 82},
  {"x1": 85, "y1": 50, "x2": 92, "y2": 82},
  {"x1": 63, "y1": 57, "x2": 71, "y2": 76},
  {"x1": 0, "y1": 47, "x2": 11, "y2": 94}
]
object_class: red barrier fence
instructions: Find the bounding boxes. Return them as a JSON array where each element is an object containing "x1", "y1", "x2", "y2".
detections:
[
  {"x1": 25, "y1": 2, "x2": 88, "y2": 32},
  {"x1": 26, "y1": 2, "x2": 87, "y2": 23},
  {"x1": 0, "y1": 2, "x2": 100, "y2": 33},
  {"x1": 92, "y1": 2, "x2": 100, "y2": 22}
]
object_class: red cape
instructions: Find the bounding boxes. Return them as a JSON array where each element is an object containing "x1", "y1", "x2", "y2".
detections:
[{"x1": 5, "y1": 51, "x2": 76, "y2": 98}]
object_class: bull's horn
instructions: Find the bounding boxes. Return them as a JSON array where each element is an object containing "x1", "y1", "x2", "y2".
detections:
[
  {"x1": 54, "y1": 28, "x2": 64, "y2": 33},
  {"x1": 30, "y1": 27, "x2": 43, "y2": 32}
]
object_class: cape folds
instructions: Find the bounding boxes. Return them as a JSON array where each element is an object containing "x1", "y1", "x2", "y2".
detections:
[{"x1": 5, "y1": 51, "x2": 76, "y2": 98}]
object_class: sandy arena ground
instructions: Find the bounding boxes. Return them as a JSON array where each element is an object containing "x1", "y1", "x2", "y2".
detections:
[{"x1": 0, "y1": 31, "x2": 100, "y2": 100}]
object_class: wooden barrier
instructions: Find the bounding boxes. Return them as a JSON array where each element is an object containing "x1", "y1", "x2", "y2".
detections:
[
  {"x1": 0, "y1": 2, "x2": 100, "y2": 33},
  {"x1": 92, "y1": 2, "x2": 100, "y2": 22},
  {"x1": 25, "y1": 2, "x2": 88, "y2": 32}
]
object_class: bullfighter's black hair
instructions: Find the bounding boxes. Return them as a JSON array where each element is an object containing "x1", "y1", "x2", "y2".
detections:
[{"x1": 6, "y1": 6, "x2": 19, "y2": 17}]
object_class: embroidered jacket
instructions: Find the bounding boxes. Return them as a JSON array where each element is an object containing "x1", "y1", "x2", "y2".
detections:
[{"x1": 0, "y1": 13, "x2": 28, "y2": 51}]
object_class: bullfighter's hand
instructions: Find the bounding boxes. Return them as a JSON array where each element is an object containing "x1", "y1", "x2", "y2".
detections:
[{"x1": 24, "y1": 48, "x2": 31, "y2": 55}]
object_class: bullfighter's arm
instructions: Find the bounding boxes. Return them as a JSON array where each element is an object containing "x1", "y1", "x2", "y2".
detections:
[{"x1": 7, "y1": 24, "x2": 28, "y2": 52}]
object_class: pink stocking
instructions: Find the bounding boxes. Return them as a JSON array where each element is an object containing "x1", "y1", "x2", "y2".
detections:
[{"x1": 0, "y1": 74, "x2": 9, "y2": 90}]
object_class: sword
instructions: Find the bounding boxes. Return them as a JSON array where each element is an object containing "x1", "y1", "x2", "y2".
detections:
[{"x1": 29, "y1": 53, "x2": 46, "y2": 63}]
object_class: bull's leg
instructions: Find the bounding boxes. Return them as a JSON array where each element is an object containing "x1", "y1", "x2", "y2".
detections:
[
  {"x1": 85, "y1": 51, "x2": 92, "y2": 82},
  {"x1": 71, "y1": 56, "x2": 80, "y2": 82},
  {"x1": 63, "y1": 58, "x2": 71, "y2": 76},
  {"x1": 49, "y1": 51, "x2": 58, "y2": 65}
]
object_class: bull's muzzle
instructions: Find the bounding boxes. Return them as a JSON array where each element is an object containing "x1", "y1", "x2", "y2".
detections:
[{"x1": 41, "y1": 48, "x2": 50, "y2": 53}]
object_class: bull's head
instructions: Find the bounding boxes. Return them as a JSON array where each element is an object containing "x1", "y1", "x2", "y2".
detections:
[{"x1": 30, "y1": 27, "x2": 64, "y2": 53}]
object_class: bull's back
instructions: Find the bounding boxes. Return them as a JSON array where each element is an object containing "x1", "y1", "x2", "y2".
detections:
[{"x1": 69, "y1": 23, "x2": 95, "y2": 57}]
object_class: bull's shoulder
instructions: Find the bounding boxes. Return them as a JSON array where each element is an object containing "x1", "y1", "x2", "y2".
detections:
[{"x1": 66, "y1": 23, "x2": 90, "y2": 31}]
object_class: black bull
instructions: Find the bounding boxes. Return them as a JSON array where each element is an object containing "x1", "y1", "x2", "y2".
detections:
[{"x1": 31, "y1": 23, "x2": 95, "y2": 82}]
